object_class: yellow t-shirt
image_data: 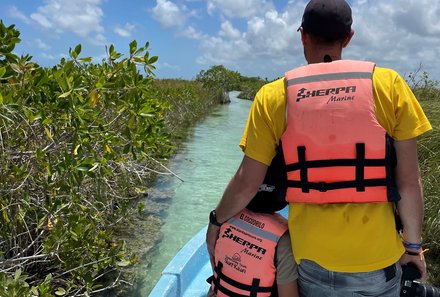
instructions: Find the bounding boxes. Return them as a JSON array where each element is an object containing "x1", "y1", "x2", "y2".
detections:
[{"x1": 239, "y1": 66, "x2": 432, "y2": 272}]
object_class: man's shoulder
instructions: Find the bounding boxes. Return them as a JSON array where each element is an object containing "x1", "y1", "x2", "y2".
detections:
[
  {"x1": 255, "y1": 77, "x2": 286, "y2": 102},
  {"x1": 372, "y1": 66, "x2": 412, "y2": 93},
  {"x1": 259, "y1": 77, "x2": 285, "y2": 92},
  {"x1": 373, "y1": 66, "x2": 401, "y2": 81}
]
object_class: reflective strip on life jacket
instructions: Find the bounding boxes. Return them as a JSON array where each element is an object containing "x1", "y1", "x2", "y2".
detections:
[
  {"x1": 211, "y1": 209, "x2": 288, "y2": 297},
  {"x1": 227, "y1": 217, "x2": 282, "y2": 243},
  {"x1": 282, "y1": 60, "x2": 400, "y2": 204},
  {"x1": 286, "y1": 71, "x2": 373, "y2": 87}
]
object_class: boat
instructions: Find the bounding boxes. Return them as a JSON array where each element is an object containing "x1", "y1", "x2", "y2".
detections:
[{"x1": 148, "y1": 207, "x2": 289, "y2": 297}]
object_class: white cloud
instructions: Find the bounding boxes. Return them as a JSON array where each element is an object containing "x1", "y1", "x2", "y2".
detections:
[
  {"x1": 30, "y1": 0, "x2": 105, "y2": 38},
  {"x1": 114, "y1": 23, "x2": 135, "y2": 38},
  {"x1": 246, "y1": 10, "x2": 295, "y2": 54},
  {"x1": 198, "y1": 35, "x2": 251, "y2": 66},
  {"x1": 152, "y1": 0, "x2": 187, "y2": 28},
  {"x1": 35, "y1": 38, "x2": 51, "y2": 50},
  {"x1": 159, "y1": 62, "x2": 181, "y2": 71},
  {"x1": 182, "y1": 26, "x2": 205, "y2": 40},
  {"x1": 219, "y1": 21, "x2": 242, "y2": 40},
  {"x1": 196, "y1": 7, "x2": 299, "y2": 75},
  {"x1": 41, "y1": 52, "x2": 57, "y2": 60},
  {"x1": 186, "y1": 0, "x2": 440, "y2": 80},
  {"x1": 8, "y1": 6, "x2": 30, "y2": 24},
  {"x1": 348, "y1": 0, "x2": 440, "y2": 79},
  {"x1": 206, "y1": 0, "x2": 273, "y2": 18},
  {"x1": 30, "y1": 13, "x2": 52, "y2": 29},
  {"x1": 89, "y1": 33, "x2": 107, "y2": 46},
  {"x1": 387, "y1": 1, "x2": 440, "y2": 37}
]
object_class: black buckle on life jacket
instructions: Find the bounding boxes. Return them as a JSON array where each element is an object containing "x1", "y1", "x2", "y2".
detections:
[{"x1": 318, "y1": 182, "x2": 327, "y2": 192}]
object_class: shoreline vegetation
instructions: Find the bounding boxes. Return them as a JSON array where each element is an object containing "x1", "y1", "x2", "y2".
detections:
[
  {"x1": 0, "y1": 20, "x2": 439, "y2": 296},
  {"x1": 0, "y1": 21, "x2": 267, "y2": 296}
]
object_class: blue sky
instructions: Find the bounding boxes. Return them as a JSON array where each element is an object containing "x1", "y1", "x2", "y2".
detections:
[{"x1": 1, "y1": 0, "x2": 440, "y2": 83}]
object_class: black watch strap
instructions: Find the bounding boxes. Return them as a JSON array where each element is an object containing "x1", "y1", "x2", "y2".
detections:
[{"x1": 209, "y1": 210, "x2": 223, "y2": 227}]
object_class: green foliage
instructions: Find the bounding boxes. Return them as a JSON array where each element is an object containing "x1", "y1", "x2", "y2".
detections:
[
  {"x1": 405, "y1": 69, "x2": 440, "y2": 285},
  {"x1": 152, "y1": 79, "x2": 217, "y2": 141},
  {"x1": 0, "y1": 20, "x2": 172, "y2": 296},
  {"x1": 418, "y1": 97, "x2": 440, "y2": 286},
  {"x1": 0, "y1": 271, "x2": 53, "y2": 297},
  {"x1": 195, "y1": 65, "x2": 240, "y2": 91},
  {"x1": 195, "y1": 65, "x2": 240, "y2": 102},
  {"x1": 195, "y1": 65, "x2": 267, "y2": 101},
  {"x1": 236, "y1": 76, "x2": 267, "y2": 100},
  {"x1": 0, "y1": 20, "x2": 21, "y2": 65},
  {"x1": 406, "y1": 65, "x2": 440, "y2": 101}
]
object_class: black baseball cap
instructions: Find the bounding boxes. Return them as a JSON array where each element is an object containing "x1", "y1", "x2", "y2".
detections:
[{"x1": 300, "y1": 0, "x2": 352, "y2": 40}]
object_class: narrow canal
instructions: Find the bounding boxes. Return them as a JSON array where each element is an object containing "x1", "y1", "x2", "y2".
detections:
[{"x1": 137, "y1": 91, "x2": 253, "y2": 296}]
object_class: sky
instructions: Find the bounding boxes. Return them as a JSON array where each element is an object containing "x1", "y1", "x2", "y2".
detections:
[{"x1": 1, "y1": 0, "x2": 440, "y2": 83}]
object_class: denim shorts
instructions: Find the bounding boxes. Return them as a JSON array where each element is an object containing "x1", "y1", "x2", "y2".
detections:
[{"x1": 298, "y1": 259, "x2": 402, "y2": 297}]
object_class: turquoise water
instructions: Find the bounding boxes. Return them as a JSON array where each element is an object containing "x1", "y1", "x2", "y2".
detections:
[{"x1": 139, "y1": 91, "x2": 252, "y2": 295}]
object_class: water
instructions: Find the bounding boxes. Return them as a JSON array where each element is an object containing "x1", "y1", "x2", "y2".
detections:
[{"x1": 138, "y1": 91, "x2": 252, "y2": 296}]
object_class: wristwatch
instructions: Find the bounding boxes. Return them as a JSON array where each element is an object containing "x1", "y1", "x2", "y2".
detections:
[{"x1": 209, "y1": 210, "x2": 223, "y2": 227}]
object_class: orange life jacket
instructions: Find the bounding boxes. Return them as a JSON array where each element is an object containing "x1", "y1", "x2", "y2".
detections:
[
  {"x1": 211, "y1": 208, "x2": 288, "y2": 297},
  {"x1": 281, "y1": 60, "x2": 400, "y2": 204}
]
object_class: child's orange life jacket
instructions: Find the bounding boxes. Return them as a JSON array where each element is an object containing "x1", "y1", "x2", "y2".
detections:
[{"x1": 211, "y1": 208, "x2": 288, "y2": 296}]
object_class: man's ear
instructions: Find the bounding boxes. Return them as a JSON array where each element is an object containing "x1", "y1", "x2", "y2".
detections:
[
  {"x1": 342, "y1": 30, "x2": 354, "y2": 48},
  {"x1": 299, "y1": 27, "x2": 309, "y2": 45}
]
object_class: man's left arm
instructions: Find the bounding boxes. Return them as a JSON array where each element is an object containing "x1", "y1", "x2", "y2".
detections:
[{"x1": 394, "y1": 138, "x2": 427, "y2": 280}]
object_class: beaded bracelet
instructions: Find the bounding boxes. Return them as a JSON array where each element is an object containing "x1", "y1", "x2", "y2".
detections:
[{"x1": 402, "y1": 240, "x2": 423, "y2": 250}]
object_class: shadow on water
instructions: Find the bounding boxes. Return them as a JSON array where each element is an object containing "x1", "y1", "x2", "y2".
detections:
[{"x1": 125, "y1": 91, "x2": 252, "y2": 296}]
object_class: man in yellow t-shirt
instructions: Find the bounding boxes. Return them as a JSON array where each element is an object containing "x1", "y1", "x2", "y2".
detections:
[{"x1": 206, "y1": 0, "x2": 432, "y2": 296}]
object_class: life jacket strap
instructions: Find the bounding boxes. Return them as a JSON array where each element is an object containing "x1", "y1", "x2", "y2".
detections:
[
  {"x1": 385, "y1": 135, "x2": 401, "y2": 203},
  {"x1": 250, "y1": 278, "x2": 261, "y2": 297},
  {"x1": 212, "y1": 262, "x2": 223, "y2": 294},
  {"x1": 215, "y1": 283, "x2": 258, "y2": 297},
  {"x1": 213, "y1": 261, "x2": 273, "y2": 296},
  {"x1": 285, "y1": 154, "x2": 388, "y2": 171},
  {"x1": 286, "y1": 178, "x2": 389, "y2": 192},
  {"x1": 287, "y1": 143, "x2": 392, "y2": 194},
  {"x1": 355, "y1": 143, "x2": 366, "y2": 192},
  {"x1": 297, "y1": 146, "x2": 309, "y2": 193}
]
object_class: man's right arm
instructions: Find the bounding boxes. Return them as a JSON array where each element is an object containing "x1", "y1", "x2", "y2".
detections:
[{"x1": 206, "y1": 155, "x2": 268, "y2": 267}]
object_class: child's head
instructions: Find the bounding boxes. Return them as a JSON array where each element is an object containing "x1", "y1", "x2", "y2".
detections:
[
  {"x1": 246, "y1": 186, "x2": 287, "y2": 213},
  {"x1": 246, "y1": 145, "x2": 288, "y2": 214}
]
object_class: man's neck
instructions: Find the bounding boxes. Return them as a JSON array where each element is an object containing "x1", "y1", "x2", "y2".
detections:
[
  {"x1": 305, "y1": 43, "x2": 343, "y2": 64},
  {"x1": 307, "y1": 54, "x2": 342, "y2": 64}
]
